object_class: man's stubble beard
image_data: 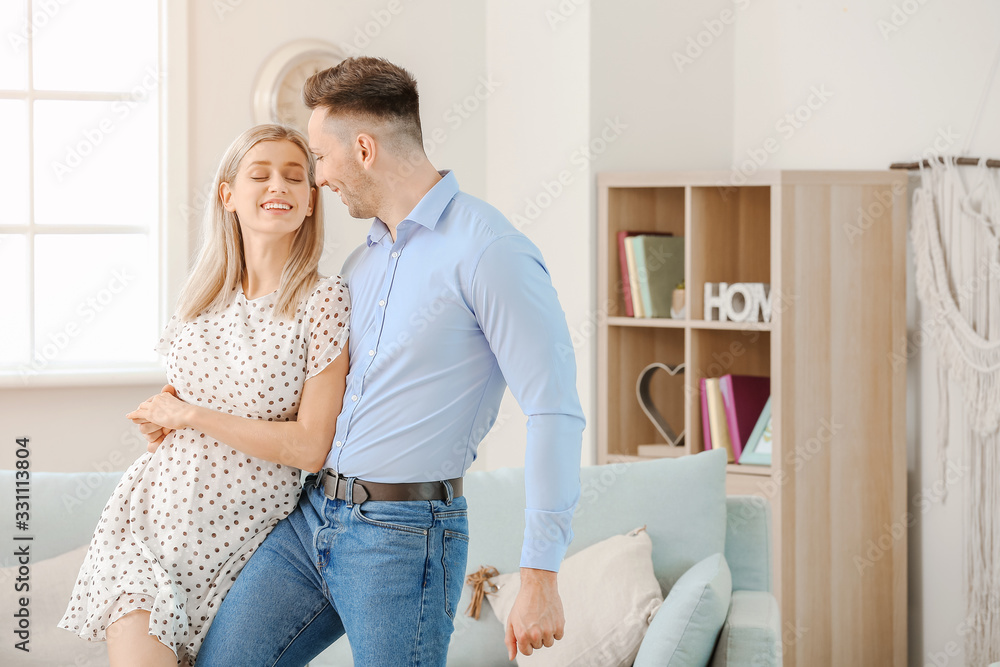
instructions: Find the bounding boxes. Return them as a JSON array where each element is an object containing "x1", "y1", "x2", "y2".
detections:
[{"x1": 343, "y1": 162, "x2": 383, "y2": 221}]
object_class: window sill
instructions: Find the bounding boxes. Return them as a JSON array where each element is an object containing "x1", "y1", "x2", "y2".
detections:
[{"x1": 0, "y1": 366, "x2": 166, "y2": 388}]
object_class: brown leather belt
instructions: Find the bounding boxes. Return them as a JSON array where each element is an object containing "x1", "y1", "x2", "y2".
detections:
[{"x1": 313, "y1": 468, "x2": 463, "y2": 504}]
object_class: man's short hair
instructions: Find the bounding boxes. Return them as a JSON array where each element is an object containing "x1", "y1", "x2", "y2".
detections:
[{"x1": 304, "y1": 56, "x2": 422, "y2": 147}]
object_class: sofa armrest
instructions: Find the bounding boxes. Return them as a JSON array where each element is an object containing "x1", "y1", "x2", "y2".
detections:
[{"x1": 710, "y1": 591, "x2": 782, "y2": 667}]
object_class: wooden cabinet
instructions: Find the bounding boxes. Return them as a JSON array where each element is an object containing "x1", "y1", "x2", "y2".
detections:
[{"x1": 596, "y1": 171, "x2": 907, "y2": 667}]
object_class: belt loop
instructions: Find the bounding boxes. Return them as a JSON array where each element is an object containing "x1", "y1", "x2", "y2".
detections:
[
  {"x1": 345, "y1": 477, "x2": 355, "y2": 507},
  {"x1": 314, "y1": 469, "x2": 326, "y2": 489},
  {"x1": 442, "y1": 479, "x2": 454, "y2": 506}
]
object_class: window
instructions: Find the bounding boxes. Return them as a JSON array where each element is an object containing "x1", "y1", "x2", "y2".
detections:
[{"x1": 0, "y1": 0, "x2": 180, "y2": 385}]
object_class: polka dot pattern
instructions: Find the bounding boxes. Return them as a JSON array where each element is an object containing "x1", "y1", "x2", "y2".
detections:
[{"x1": 57, "y1": 276, "x2": 350, "y2": 662}]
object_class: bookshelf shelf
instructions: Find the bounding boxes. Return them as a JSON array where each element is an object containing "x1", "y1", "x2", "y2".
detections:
[
  {"x1": 689, "y1": 320, "x2": 772, "y2": 332},
  {"x1": 608, "y1": 317, "x2": 773, "y2": 332},
  {"x1": 725, "y1": 463, "x2": 772, "y2": 477},
  {"x1": 597, "y1": 170, "x2": 908, "y2": 667},
  {"x1": 607, "y1": 317, "x2": 687, "y2": 329}
]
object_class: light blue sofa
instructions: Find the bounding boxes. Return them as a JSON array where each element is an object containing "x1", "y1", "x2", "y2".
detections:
[{"x1": 0, "y1": 448, "x2": 780, "y2": 666}]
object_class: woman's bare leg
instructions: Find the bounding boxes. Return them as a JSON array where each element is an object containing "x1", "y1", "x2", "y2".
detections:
[{"x1": 107, "y1": 610, "x2": 177, "y2": 667}]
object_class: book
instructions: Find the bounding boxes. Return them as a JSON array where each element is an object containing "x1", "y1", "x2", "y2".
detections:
[
  {"x1": 718, "y1": 375, "x2": 771, "y2": 462},
  {"x1": 623, "y1": 237, "x2": 645, "y2": 317},
  {"x1": 700, "y1": 377, "x2": 713, "y2": 452},
  {"x1": 616, "y1": 231, "x2": 675, "y2": 317},
  {"x1": 705, "y1": 378, "x2": 735, "y2": 463},
  {"x1": 740, "y1": 397, "x2": 773, "y2": 465},
  {"x1": 616, "y1": 231, "x2": 638, "y2": 317},
  {"x1": 632, "y1": 235, "x2": 685, "y2": 318}
]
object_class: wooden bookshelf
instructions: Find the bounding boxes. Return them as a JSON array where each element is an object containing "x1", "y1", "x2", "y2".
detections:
[{"x1": 597, "y1": 170, "x2": 907, "y2": 667}]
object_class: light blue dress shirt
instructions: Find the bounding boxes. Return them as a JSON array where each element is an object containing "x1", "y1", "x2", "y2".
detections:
[{"x1": 325, "y1": 170, "x2": 584, "y2": 571}]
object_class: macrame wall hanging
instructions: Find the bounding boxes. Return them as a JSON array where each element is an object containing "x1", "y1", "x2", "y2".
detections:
[
  {"x1": 910, "y1": 159, "x2": 1000, "y2": 666},
  {"x1": 892, "y1": 39, "x2": 1000, "y2": 666}
]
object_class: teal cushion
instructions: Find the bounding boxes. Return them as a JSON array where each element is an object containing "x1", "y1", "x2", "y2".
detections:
[{"x1": 633, "y1": 552, "x2": 733, "y2": 667}]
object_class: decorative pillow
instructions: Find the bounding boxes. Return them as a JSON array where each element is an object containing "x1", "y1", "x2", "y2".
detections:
[
  {"x1": 483, "y1": 527, "x2": 663, "y2": 667},
  {"x1": 0, "y1": 543, "x2": 108, "y2": 666},
  {"x1": 633, "y1": 552, "x2": 732, "y2": 667}
]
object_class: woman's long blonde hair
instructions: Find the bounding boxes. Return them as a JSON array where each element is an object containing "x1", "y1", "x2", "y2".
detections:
[{"x1": 176, "y1": 124, "x2": 324, "y2": 322}]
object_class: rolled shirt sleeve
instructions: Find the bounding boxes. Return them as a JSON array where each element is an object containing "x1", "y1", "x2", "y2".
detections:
[{"x1": 470, "y1": 233, "x2": 585, "y2": 571}]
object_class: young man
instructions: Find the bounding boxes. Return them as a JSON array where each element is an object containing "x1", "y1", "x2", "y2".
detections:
[{"x1": 195, "y1": 57, "x2": 585, "y2": 666}]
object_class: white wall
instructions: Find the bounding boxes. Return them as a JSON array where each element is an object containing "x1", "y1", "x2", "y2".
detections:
[
  {"x1": 590, "y1": 0, "x2": 735, "y2": 172},
  {"x1": 470, "y1": 0, "x2": 593, "y2": 472}
]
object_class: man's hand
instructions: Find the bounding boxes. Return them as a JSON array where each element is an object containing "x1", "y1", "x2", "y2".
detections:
[
  {"x1": 505, "y1": 568, "x2": 564, "y2": 660},
  {"x1": 128, "y1": 385, "x2": 178, "y2": 453}
]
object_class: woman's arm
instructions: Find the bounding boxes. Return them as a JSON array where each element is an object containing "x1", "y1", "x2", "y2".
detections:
[{"x1": 126, "y1": 344, "x2": 349, "y2": 473}]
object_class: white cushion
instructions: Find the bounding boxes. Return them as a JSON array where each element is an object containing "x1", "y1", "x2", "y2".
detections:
[
  {"x1": 0, "y1": 543, "x2": 107, "y2": 665},
  {"x1": 485, "y1": 527, "x2": 663, "y2": 667}
]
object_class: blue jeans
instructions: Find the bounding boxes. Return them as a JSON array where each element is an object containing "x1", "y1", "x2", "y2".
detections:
[{"x1": 196, "y1": 474, "x2": 470, "y2": 666}]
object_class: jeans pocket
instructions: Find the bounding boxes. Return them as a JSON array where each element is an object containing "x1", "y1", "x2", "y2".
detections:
[
  {"x1": 442, "y1": 529, "x2": 470, "y2": 620},
  {"x1": 351, "y1": 500, "x2": 432, "y2": 536}
]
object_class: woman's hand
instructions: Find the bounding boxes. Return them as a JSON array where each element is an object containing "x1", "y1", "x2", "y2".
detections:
[
  {"x1": 126, "y1": 385, "x2": 193, "y2": 435},
  {"x1": 128, "y1": 385, "x2": 178, "y2": 453}
]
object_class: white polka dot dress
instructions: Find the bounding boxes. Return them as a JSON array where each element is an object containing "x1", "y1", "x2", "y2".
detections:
[{"x1": 58, "y1": 275, "x2": 350, "y2": 664}]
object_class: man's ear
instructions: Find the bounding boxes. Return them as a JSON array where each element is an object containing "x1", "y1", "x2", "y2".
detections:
[
  {"x1": 220, "y1": 181, "x2": 236, "y2": 212},
  {"x1": 356, "y1": 133, "x2": 376, "y2": 169}
]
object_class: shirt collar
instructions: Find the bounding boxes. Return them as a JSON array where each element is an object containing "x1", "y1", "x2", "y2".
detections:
[{"x1": 366, "y1": 170, "x2": 459, "y2": 247}]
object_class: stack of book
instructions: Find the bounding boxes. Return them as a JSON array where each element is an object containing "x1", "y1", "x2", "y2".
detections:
[
  {"x1": 617, "y1": 231, "x2": 685, "y2": 318},
  {"x1": 700, "y1": 374, "x2": 772, "y2": 465}
]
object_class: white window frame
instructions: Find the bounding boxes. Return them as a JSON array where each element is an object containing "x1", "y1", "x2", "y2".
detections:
[{"x1": 0, "y1": 0, "x2": 188, "y2": 388}]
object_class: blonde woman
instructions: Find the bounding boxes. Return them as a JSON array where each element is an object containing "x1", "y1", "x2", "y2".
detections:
[{"x1": 57, "y1": 124, "x2": 350, "y2": 666}]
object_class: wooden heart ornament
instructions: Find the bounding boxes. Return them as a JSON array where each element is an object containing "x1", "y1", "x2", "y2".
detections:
[{"x1": 635, "y1": 362, "x2": 686, "y2": 448}]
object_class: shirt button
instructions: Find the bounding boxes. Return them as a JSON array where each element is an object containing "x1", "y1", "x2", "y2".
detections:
[
  {"x1": 351, "y1": 395, "x2": 358, "y2": 402},
  {"x1": 379, "y1": 299, "x2": 386, "y2": 307},
  {"x1": 369, "y1": 349, "x2": 375, "y2": 356},
  {"x1": 335, "y1": 441, "x2": 343, "y2": 448},
  {"x1": 391, "y1": 251, "x2": 398, "y2": 258}
]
